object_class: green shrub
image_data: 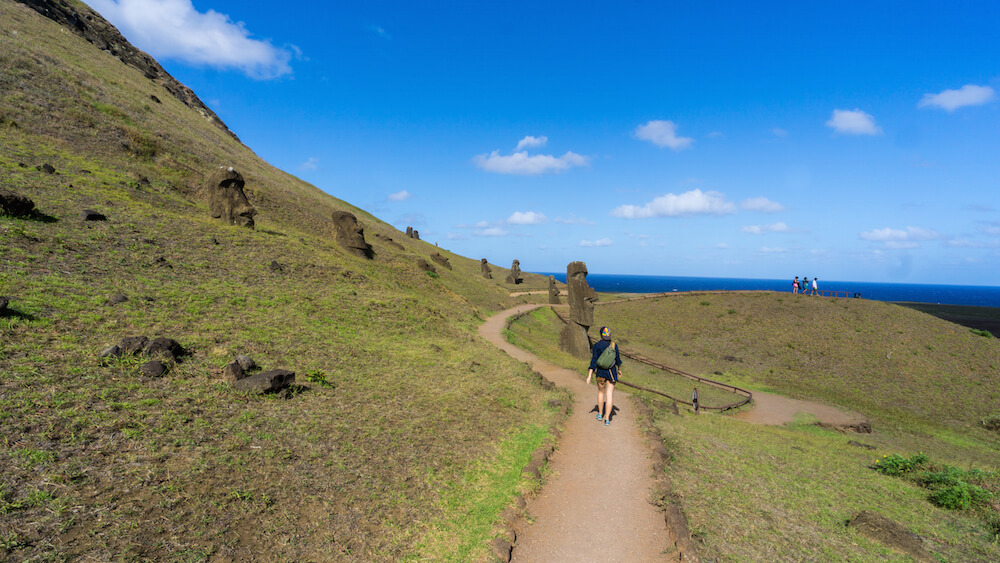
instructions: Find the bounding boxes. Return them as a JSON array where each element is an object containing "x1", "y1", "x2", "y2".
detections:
[
  {"x1": 872, "y1": 452, "x2": 928, "y2": 476},
  {"x1": 928, "y1": 482, "x2": 992, "y2": 510},
  {"x1": 970, "y1": 328, "x2": 994, "y2": 338}
]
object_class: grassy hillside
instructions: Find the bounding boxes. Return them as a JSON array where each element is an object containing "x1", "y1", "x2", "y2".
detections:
[
  {"x1": 1, "y1": 2, "x2": 561, "y2": 560},
  {"x1": 508, "y1": 297, "x2": 1000, "y2": 561}
]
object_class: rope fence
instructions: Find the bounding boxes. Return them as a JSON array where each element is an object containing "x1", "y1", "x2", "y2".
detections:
[{"x1": 548, "y1": 307, "x2": 752, "y2": 411}]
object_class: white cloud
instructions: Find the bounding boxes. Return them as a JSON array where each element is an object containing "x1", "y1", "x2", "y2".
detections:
[
  {"x1": 611, "y1": 189, "x2": 736, "y2": 219},
  {"x1": 580, "y1": 238, "x2": 613, "y2": 247},
  {"x1": 742, "y1": 222, "x2": 789, "y2": 235},
  {"x1": 771, "y1": 127, "x2": 788, "y2": 138},
  {"x1": 919, "y1": 84, "x2": 995, "y2": 112},
  {"x1": 947, "y1": 238, "x2": 1000, "y2": 248},
  {"x1": 85, "y1": 0, "x2": 294, "y2": 79},
  {"x1": 634, "y1": 120, "x2": 694, "y2": 151},
  {"x1": 475, "y1": 227, "x2": 508, "y2": 237},
  {"x1": 554, "y1": 214, "x2": 595, "y2": 226},
  {"x1": 860, "y1": 226, "x2": 940, "y2": 246},
  {"x1": 388, "y1": 190, "x2": 411, "y2": 202},
  {"x1": 507, "y1": 211, "x2": 547, "y2": 225},
  {"x1": 826, "y1": 109, "x2": 881, "y2": 135},
  {"x1": 515, "y1": 135, "x2": 548, "y2": 150},
  {"x1": 473, "y1": 150, "x2": 588, "y2": 175},
  {"x1": 980, "y1": 224, "x2": 1000, "y2": 236},
  {"x1": 299, "y1": 157, "x2": 319, "y2": 171},
  {"x1": 759, "y1": 247, "x2": 787, "y2": 254},
  {"x1": 740, "y1": 197, "x2": 785, "y2": 213}
]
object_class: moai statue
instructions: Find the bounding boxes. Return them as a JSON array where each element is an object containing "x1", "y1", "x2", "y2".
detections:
[
  {"x1": 206, "y1": 167, "x2": 256, "y2": 228},
  {"x1": 430, "y1": 252, "x2": 452, "y2": 270},
  {"x1": 480, "y1": 258, "x2": 493, "y2": 279},
  {"x1": 505, "y1": 259, "x2": 523, "y2": 284},
  {"x1": 548, "y1": 275, "x2": 561, "y2": 305},
  {"x1": 559, "y1": 261, "x2": 597, "y2": 358},
  {"x1": 406, "y1": 226, "x2": 413, "y2": 238},
  {"x1": 331, "y1": 211, "x2": 374, "y2": 259}
]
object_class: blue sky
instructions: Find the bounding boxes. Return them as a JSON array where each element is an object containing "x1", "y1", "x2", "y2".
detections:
[{"x1": 84, "y1": 1, "x2": 1000, "y2": 285}]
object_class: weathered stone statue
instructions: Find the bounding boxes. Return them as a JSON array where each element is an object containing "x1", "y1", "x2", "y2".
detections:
[
  {"x1": 206, "y1": 166, "x2": 256, "y2": 228},
  {"x1": 331, "y1": 210, "x2": 374, "y2": 259},
  {"x1": 430, "y1": 252, "x2": 452, "y2": 270},
  {"x1": 505, "y1": 259, "x2": 523, "y2": 284},
  {"x1": 548, "y1": 275, "x2": 561, "y2": 305},
  {"x1": 374, "y1": 233, "x2": 404, "y2": 250},
  {"x1": 406, "y1": 226, "x2": 420, "y2": 240},
  {"x1": 481, "y1": 258, "x2": 493, "y2": 279},
  {"x1": 559, "y1": 261, "x2": 597, "y2": 358}
]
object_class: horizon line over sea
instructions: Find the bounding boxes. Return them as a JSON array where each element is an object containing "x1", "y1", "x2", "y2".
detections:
[{"x1": 540, "y1": 273, "x2": 1000, "y2": 309}]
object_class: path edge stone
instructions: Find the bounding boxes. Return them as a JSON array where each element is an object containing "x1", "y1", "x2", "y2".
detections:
[{"x1": 632, "y1": 396, "x2": 702, "y2": 563}]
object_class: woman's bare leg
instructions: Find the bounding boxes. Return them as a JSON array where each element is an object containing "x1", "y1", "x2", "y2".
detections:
[
  {"x1": 597, "y1": 379, "x2": 606, "y2": 418},
  {"x1": 605, "y1": 382, "x2": 615, "y2": 422}
]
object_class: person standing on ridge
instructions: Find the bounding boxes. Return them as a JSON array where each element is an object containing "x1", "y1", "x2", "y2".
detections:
[
  {"x1": 587, "y1": 326, "x2": 622, "y2": 426},
  {"x1": 793, "y1": 276, "x2": 800, "y2": 293},
  {"x1": 812, "y1": 277, "x2": 819, "y2": 296}
]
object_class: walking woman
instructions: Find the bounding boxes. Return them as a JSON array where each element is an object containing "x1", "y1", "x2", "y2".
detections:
[{"x1": 587, "y1": 326, "x2": 622, "y2": 426}]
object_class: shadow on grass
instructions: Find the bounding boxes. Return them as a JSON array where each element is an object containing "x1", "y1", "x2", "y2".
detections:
[
  {"x1": 1, "y1": 210, "x2": 59, "y2": 223},
  {"x1": 0, "y1": 307, "x2": 37, "y2": 322}
]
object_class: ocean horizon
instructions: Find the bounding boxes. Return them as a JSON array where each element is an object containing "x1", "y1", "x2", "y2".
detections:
[{"x1": 540, "y1": 273, "x2": 1000, "y2": 309}]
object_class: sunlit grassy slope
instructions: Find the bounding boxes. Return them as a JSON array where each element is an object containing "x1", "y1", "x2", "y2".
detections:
[
  {"x1": 508, "y1": 296, "x2": 1000, "y2": 561},
  {"x1": 1, "y1": 2, "x2": 562, "y2": 560}
]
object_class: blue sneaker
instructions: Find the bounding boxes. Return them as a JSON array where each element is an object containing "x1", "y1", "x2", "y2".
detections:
[
  {"x1": 605, "y1": 419, "x2": 610, "y2": 426},
  {"x1": 596, "y1": 413, "x2": 603, "y2": 421}
]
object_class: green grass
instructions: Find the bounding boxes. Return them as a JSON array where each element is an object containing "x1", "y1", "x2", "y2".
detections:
[
  {"x1": 0, "y1": 4, "x2": 561, "y2": 560},
  {"x1": 508, "y1": 297, "x2": 1000, "y2": 561}
]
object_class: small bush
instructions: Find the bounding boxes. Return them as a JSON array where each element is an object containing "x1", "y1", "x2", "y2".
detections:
[
  {"x1": 928, "y1": 482, "x2": 992, "y2": 510},
  {"x1": 970, "y1": 328, "x2": 994, "y2": 338},
  {"x1": 872, "y1": 452, "x2": 928, "y2": 476}
]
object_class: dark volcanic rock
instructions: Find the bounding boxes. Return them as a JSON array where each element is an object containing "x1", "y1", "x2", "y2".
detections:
[
  {"x1": 108, "y1": 293, "x2": 128, "y2": 305},
  {"x1": 38, "y1": 163, "x2": 55, "y2": 174},
  {"x1": 223, "y1": 360, "x2": 246, "y2": 382},
  {"x1": 0, "y1": 188, "x2": 36, "y2": 217},
  {"x1": 232, "y1": 369, "x2": 295, "y2": 394},
  {"x1": 146, "y1": 337, "x2": 185, "y2": 361},
  {"x1": 235, "y1": 355, "x2": 257, "y2": 372},
  {"x1": 0, "y1": 297, "x2": 8, "y2": 315},
  {"x1": 80, "y1": 209, "x2": 106, "y2": 221},
  {"x1": 139, "y1": 360, "x2": 167, "y2": 377},
  {"x1": 118, "y1": 336, "x2": 149, "y2": 356}
]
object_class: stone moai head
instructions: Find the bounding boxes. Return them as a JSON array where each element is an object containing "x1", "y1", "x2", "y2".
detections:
[
  {"x1": 548, "y1": 275, "x2": 561, "y2": 304},
  {"x1": 331, "y1": 211, "x2": 374, "y2": 259},
  {"x1": 207, "y1": 167, "x2": 256, "y2": 228},
  {"x1": 567, "y1": 261, "x2": 596, "y2": 326},
  {"x1": 481, "y1": 258, "x2": 492, "y2": 279}
]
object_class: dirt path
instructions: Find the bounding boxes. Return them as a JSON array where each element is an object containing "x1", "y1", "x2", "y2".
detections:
[
  {"x1": 480, "y1": 305, "x2": 669, "y2": 562},
  {"x1": 733, "y1": 390, "x2": 870, "y2": 427}
]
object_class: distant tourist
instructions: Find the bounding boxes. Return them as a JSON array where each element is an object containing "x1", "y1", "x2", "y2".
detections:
[
  {"x1": 811, "y1": 277, "x2": 819, "y2": 296},
  {"x1": 587, "y1": 326, "x2": 622, "y2": 426},
  {"x1": 792, "y1": 276, "x2": 800, "y2": 293}
]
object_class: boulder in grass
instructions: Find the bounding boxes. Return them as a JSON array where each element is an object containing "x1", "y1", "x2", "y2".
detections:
[
  {"x1": 223, "y1": 360, "x2": 247, "y2": 382},
  {"x1": 848, "y1": 511, "x2": 935, "y2": 562},
  {"x1": 416, "y1": 259, "x2": 436, "y2": 274},
  {"x1": 81, "y1": 209, "x2": 107, "y2": 221},
  {"x1": 140, "y1": 360, "x2": 168, "y2": 378},
  {"x1": 232, "y1": 369, "x2": 295, "y2": 394},
  {"x1": 146, "y1": 337, "x2": 185, "y2": 362},
  {"x1": 0, "y1": 188, "x2": 36, "y2": 217},
  {"x1": 118, "y1": 336, "x2": 149, "y2": 356},
  {"x1": 0, "y1": 297, "x2": 8, "y2": 315},
  {"x1": 235, "y1": 355, "x2": 257, "y2": 372}
]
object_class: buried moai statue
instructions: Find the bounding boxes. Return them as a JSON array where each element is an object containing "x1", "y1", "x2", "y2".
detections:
[
  {"x1": 430, "y1": 252, "x2": 452, "y2": 270},
  {"x1": 206, "y1": 167, "x2": 256, "y2": 228},
  {"x1": 558, "y1": 261, "x2": 597, "y2": 358},
  {"x1": 505, "y1": 259, "x2": 523, "y2": 284},
  {"x1": 331, "y1": 211, "x2": 374, "y2": 259},
  {"x1": 548, "y1": 275, "x2": 561, "y2": 305},
  {"x1": 406, "y1": 226, "x2": 420, "y2": 240},
  {"x1": 481, "y1": 258, "x2": 493, "y2": 279}
]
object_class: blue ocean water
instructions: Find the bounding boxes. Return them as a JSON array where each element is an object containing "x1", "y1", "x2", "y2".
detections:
[{"x1": 541, "y1": 273, "x2": 1000, "y2": 308}]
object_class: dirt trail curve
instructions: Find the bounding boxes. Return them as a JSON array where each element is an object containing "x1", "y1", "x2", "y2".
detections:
[{"x1": 480, "y1": 305, "x2": 669, "y2": 562}]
